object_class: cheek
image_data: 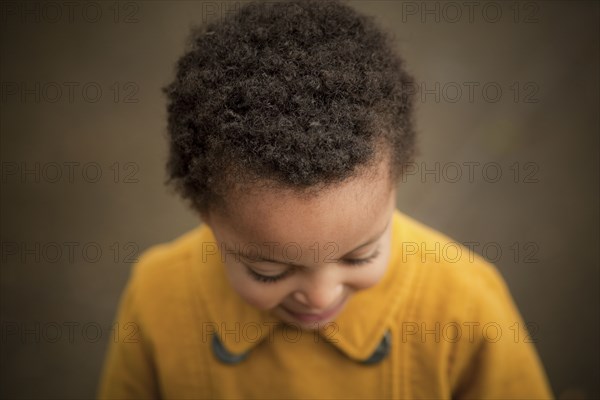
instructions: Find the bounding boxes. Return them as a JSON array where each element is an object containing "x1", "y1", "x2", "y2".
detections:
[
  {"x1": 347, "y1": 245, "x2": 392, "y2": 290},
  {"x1": 223, "y1": 263, "x2": 289, "y2": 310}
]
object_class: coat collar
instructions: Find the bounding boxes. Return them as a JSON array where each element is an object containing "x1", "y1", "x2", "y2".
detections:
[{"x1": 187, "y1": 208, "x2": 416, "y2": 362}]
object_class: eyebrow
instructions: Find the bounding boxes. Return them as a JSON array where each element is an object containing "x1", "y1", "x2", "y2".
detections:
[{"x1": 234, "y1": 218, "x2": 391, "y2": 268}]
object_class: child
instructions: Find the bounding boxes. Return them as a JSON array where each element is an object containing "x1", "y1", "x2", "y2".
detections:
[{"x1": 98, "y1": 1, "x2": 553, "y2": 398}]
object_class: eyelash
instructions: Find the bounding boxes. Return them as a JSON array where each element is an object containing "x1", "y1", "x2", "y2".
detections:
[
  {"x1": 244, "y1": 248, "x2": 381, "y2": 284},
  {"x1": 244, "y1": 267, "x2": 289, "y2": 284},
  {"x1": 343, "y1": 249, "x2": 381, "y2": 266}
]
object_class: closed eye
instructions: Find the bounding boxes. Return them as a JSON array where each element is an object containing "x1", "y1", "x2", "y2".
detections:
[
  {"x1": 342, "y1": 248, "x2": 381, "y2": 266},
  {"x1": 244, "y1": 264, "x2": 292, "y2": 284},
  {"x1": 244, "y1": 246, "x2": 382, "y2": 284}
]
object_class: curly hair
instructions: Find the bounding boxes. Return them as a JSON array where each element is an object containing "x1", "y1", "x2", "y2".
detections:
[{"x1": 162, "y1": 0, "x2": 417, "y2": 217}]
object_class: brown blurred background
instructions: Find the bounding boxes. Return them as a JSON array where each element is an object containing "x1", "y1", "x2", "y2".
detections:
[{"x1": 1, "y1": 1, "x2": 598, "y2": 399}]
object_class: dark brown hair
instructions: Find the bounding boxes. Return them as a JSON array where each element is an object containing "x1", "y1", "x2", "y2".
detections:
[{"x1": 162, "y1": 0, "x2": 417, "y2": 216}]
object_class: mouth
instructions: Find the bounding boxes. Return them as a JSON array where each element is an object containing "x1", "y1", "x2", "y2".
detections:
[{"x1": 280, "y1": 295, "x2": 349, "y2": 324}]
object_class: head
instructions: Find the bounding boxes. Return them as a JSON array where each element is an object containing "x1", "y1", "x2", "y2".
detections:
[{"x1": 162, "y1": 0, "x2": 417, "y2": 329}]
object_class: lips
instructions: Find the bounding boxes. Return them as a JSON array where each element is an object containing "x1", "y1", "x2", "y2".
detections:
[{"x1": 282, "y1": 296, "x2": 348, "y2": 323}]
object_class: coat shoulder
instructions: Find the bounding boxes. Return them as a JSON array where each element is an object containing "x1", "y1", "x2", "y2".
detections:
[
  {"x1": 123, "y1": 225, "x2": 209, "y2": 323},
  {"x1": 395, "y1": 212, "x2": 514, "y2": 321}
]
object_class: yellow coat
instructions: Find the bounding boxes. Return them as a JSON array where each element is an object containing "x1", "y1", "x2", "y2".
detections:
[{"x1": 98, "y1": 209, "x2": 553, "y2": 399}]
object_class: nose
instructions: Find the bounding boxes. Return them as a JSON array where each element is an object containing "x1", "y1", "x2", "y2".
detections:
[{"x1": 293, "y1": 274, "x2": 344, "y2": 311}]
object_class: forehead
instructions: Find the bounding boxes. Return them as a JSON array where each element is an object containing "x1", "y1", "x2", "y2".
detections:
[{"x1": 210, "y1": 158, "x2": 395, "y2": 250}]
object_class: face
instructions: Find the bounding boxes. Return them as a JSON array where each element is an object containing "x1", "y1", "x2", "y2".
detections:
[{"x1": 202, "y1": 158, "x2": 397, "y2": 330}]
